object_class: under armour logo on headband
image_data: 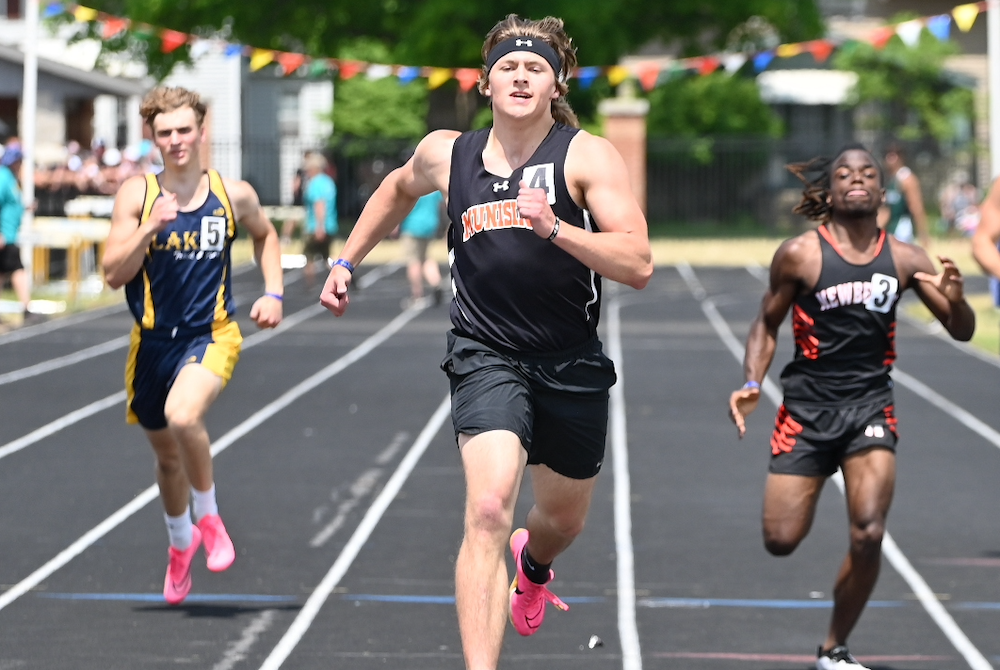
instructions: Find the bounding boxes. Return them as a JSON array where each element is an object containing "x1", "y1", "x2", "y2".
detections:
[
  {"x1": 515, "y1": 39, "x2": 532, "y2": 47},
  {"x1": 485, "y1": 36, "x2": 563, "y2": 79}
]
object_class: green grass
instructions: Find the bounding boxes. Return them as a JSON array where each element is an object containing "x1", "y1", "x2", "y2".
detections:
[{"x1": 903, "y1": 293, "x2": 999, "y2": 357}]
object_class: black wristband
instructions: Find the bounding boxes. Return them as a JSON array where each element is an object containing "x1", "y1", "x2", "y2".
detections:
[{"x1": 547, "y1": 217, "x2": 560, "y2": 241}]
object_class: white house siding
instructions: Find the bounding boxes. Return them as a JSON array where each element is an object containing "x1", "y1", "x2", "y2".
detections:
[{"x1": 165, "y1": 51, "x2": 242, "y2": 179}]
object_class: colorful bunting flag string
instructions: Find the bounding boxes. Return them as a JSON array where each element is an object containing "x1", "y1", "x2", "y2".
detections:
[{"x1": 44, "y1": 1, "x2": 992, "y2": 91}]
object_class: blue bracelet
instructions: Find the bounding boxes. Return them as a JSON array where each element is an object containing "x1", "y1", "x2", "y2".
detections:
[
  {"x1": 332, "y1": 258, "x2": 355, "y2": 274},
  {"x1": 743, "y1": 380, "x2": 761, "y2": 390},
  {"x1": 265, "y1": 292, "x2": 283, "y2": 301}
]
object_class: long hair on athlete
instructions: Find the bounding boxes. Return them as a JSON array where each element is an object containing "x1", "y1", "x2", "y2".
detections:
[
  {"x1": 478, "y1": 14, "x2": 580, "y2": 128},
  {"x1": 786, "y1": 143, "x2": 883, "y2": 222}
]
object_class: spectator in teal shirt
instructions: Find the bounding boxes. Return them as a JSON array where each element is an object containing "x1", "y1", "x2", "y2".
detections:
[
  {"x1": 399, "y1": 191, "x2": 445, "y2": 307},
  {"x1": 0, "y1": 145, "x2": 31, "y2": 323},
  {"x1": 302, "y1": 152, "x2": 337, "y2": 288}
]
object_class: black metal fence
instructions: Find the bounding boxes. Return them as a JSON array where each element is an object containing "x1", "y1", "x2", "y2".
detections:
[{"x1": 234, "y1": 135, "x2": 971, "y2": 233}]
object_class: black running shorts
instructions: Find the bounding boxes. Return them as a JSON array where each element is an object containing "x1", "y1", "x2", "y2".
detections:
[
  {"x1": 769, "y1": 392, "x2": 898, "y2": 477},
  {"x1": 0, "y1": 244, "x2": 23, "y2": 273},
  {"x1": 440, "y1": 331, "x2": 617, "y2": 480}
]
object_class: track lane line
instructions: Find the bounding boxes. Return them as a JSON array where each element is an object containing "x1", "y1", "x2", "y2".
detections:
[
  {"x1": 258, "y1": 394, "x2": 451, "y2": 670},
  {"x1": 0, "y1": 301, "x2": 426, "y2": 613},
  {"x1": 0, "y1": 265, "x2": 400, "y2": 462},
  {"x1": 607, "y1": 293, "x2": 643, "y2": 670},
  {"x1": 677, "y1": 262, "x2": 993, "y2": 670}
]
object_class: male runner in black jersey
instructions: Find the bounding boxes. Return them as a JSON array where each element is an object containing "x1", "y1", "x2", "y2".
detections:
[
  {"x1": 320, "y1": 14, "x2": 651, "y2": 670},
  {"x1": 728, "y1": 145, "x2": 974, "y2": 670}
]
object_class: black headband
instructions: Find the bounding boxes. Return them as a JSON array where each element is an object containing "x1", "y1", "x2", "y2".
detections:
[{"x1": 485, "y1": 36, "x2": 563, "y2": 79}]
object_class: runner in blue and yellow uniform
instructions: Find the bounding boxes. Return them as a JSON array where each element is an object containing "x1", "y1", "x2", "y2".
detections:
[
  {"x1": 729, "y1": 145, "x2": 974, "y2": 670},
  {"x1": 103, "y1": 86, "x2": 283, "y2": 605}
]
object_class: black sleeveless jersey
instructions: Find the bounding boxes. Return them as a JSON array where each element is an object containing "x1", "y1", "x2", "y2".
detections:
[
  {"x1": 446, "y1": 123, "x2": 600, "y2": 353},
  {"x1": 779, "y1": 225, "x2": 900, "y2": 404}
]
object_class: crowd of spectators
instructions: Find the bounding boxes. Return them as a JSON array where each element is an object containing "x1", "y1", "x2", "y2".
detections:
[{"x1": 31, "y1": 139, "x2": 163, "y2": 217}]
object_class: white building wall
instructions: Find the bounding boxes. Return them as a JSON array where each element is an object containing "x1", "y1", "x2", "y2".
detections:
[
  {"x1": 164, "y1": 50, "x2": 242, "y2": 179},
  {"x1": 92, "y1": 94, "x2": 117, "y2": 147}
]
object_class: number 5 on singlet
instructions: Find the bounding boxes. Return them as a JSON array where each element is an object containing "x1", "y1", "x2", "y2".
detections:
[
  {"x1": 200, "y1": 216, "x2": 226, "y2": 252},
  {"x1": 866, "y1": 272, "x2": 899, "y2": 314}
]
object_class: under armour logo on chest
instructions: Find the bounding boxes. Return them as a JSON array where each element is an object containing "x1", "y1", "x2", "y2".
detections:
[{"x1": 492, "y1": 180, "x2": 509, "y2": 192}]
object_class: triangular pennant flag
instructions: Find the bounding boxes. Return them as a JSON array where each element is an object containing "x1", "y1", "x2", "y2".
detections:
[
  {"x1": 224, "y1": 43, "x2": 243, "y2": 58},
  {"x1": 43, "y1": 3, "x2": 65, "y2": 18},
  {"x1": 276, "y1": 52, "x2": 306, "y2": 76},
  {"x1": 896, "y1": 19, "x2": 923, "y2": 47},
  {"x1": 952, "y1": 3, "x2": 980, "y2": 32},
  {"x1": 73, "y1": 6, "x2": 98, "y2": 22},
  {"x1": 775, "y1": 43, "x2": 803, "y2": 58},
  {"x1": 575, "y1": 66, "x2": 600, "y2": 89},
  {"x1": 455, "y1": 68, "x2": 480, "y2": 92},
  {"x1": 870, "y1": 26, "x2": 895, "y2": 49},
  {"x1": 160, "y1": 29, "x2": 188, "y2": 54},
  {"x1": 249, "y1": 49, "x2": 275, "y2": 72},
  {"x1": 698, "y1": 56, "x2": 720, "y2": 76},
  {"x1": 366, "y1": 64, "x2": 392, "y2": 80},
  {"x1": 927, "y1": 14, "x2": 951, "y2": 41},
  {"x1": 339, "y1": 61, "x2": 365, "y2": 80},
  {"x1": 752, "y1": 51, "x2": 774, "y2": 71},
  {"x1": 607, "y1": 65, "x2": 629, "y2": 86},
  {"x1": 189, "y1": 39, "x2": 212, "y2": 60},
  {"x1": 101, "y1": 17, "x2": 128, "y2": 40},
  {"x1": 722, "y1": 53, "x2": 747, "y2": 74},
  {"x1": 428, "y1": 68, "x2": 452, "y2": 90},
  {"x1": 638, "y1": 64, "x2": 660, "y2": 91},
  {"x1": 309, "y1": 60, "x2": 330, "y2": 76},
  {"x1": 807, "y1": 40, "x2": 835, "y2": 62},
  {"x1": 396, "y1": 66, "x2": 420, "y2": 84}
]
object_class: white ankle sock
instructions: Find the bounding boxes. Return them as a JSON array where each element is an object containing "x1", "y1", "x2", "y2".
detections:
[
  {"x1": 192, "y1": 484, "x2": 219, "y2": 522},
  {"x1": 165, "y1": 509, "x2": 193, "y2": 550}
]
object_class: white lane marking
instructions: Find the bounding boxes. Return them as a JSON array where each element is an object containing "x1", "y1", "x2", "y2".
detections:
[
  {"x1": 354, "y1": 262, "x2": 403, "y2": 289},
  {"x1": 258, "y1": 395, "x2": 451, "y2": 670},
  {"x1": 0, "y1": 303, "x2": 425, "y2": 613},
  {"x1": 0, "y1": 300, "x2": 327, "y2": 465},
  {"x1": 0, "y1": 262, "x2": 262, "y2": 347},
  {"x1": 607, "y1": 295, "x2": 643, "y2": 670},
  {"x1": 0, "y1": 336, "x2": 130, "y2": 386},
  {"x1": 212, "y1": 609, "x2": 278, "y2": 670},
  {"x1": 0, "y1": 302, "x2": 128, "y2": 346},
  {"x1": 309, "y1": 468, "x2": 383, "y2": 548},
  {"x1": 0, "y1": 268, "x2": 313, "y2": 384},
  {"x1": 0, "y1": 392, "x2": 125, "y2": 461},
  {"x1": 891, "y1": 368, "x2": 1000, "y2": 452},
  {"x1": 681, "y1": 264, "x2": 994, "y2": 670},
  {"x1": 376, "y1": 431, "x2": 409, "y2": 465}
]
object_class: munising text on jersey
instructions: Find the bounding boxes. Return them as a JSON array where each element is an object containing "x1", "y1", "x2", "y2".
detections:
[
  {"x1": 459, "y1": 199, "x2": 532, "y2": 242},
  {"x1": 814, "y1": 272, "x2": 899, "y2": 315}
]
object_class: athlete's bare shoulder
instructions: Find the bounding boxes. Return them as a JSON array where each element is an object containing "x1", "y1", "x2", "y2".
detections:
[
  {"x1": 110, "y1": 174, "x2": 149, "y2": 220},
  {"x1": 886, "y1": 235, "x2": 934, "y2": 288},
  {"x1": 219, "y1": 177, "x2": 262, "y2": 218},
  {"x1": 409, "y1": 130, "x2": 461, "y2": 193},
  {"x1": 771, "y1": 228, "x2": 821, "y2": 287}
]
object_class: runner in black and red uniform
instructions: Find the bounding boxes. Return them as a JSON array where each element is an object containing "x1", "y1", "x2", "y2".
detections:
[{"x1": 729, "y1": 145, "x2": 975, "y2": 670}]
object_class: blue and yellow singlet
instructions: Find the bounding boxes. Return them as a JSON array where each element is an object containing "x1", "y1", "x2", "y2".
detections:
[{"x1": 125, "y1": 169, "x2": 238, "y2": 334}]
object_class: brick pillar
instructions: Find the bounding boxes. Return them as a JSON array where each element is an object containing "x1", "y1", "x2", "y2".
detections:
[{"x1": 598, "y1": 93, "x2": 649, "y2": 215}]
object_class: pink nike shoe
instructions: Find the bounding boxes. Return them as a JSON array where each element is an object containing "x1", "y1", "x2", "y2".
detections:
[
  {"x1": 508, "y1": 528, "x2": 569, "y2": 636},
  {"x1": 163, "y1": 525, "x2": 202, "y2": 605},
  {"x1": 197, "y1": 514, "x2": 235, "y2": 572}
]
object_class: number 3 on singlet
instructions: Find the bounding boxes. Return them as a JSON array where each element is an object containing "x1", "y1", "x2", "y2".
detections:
[
  {"x1": 200, "y1": 216, "x2": 226, "y2": 252},
  {"x1": 865, "y1": 272, "x2": 899, "y2": 314}
]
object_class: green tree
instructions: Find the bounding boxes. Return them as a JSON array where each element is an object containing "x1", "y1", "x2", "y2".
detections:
[
  {"x1": 71, "y1": 0, "x2": 823, "y2": 72},
  {"x1": 833, "y1": 26, "x2": 975, "y2": 144},
  {"x1": 646, "y1": 72, "x2": 782, "y2": 138},
  {"x1": 332, "y1": 39, "x2": 428, "y2": 149}
]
